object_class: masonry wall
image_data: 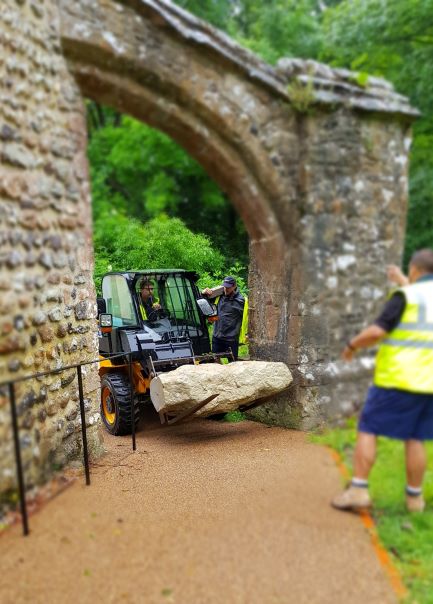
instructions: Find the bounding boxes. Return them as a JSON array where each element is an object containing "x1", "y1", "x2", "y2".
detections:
[
  {"x1": 249, "y1": 109, "x2": 411, "y2": 428},
  {"x1": 0, "y1": 0, "x2": 102, "y2": 498}
]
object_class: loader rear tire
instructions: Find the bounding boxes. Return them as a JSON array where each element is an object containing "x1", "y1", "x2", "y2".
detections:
[{"x1": 100, "y1": 373, "x2": 140, "y2": 436}]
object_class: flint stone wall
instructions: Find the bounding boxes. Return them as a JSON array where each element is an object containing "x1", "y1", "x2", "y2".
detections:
[
  {"x1": 0, "y1": 0, "x2": 103, "y2": 498},
  {"x1": 0, "y1": 0, "x2": 417, "y2": 498}
]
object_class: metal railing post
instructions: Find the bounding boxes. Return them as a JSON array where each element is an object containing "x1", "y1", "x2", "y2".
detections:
[
  {"x1": 0, "y1": 351, "x2": 136, "y2": 535},
  {"x1": 76, "y1": 366, "x2": 90, "y2": 486},
  {"x1": 129, "y1": 353, "x2": 136, "y2": 451},
  {"x1": 9, "y1": 382, "x2": 29, "y2": 536}
]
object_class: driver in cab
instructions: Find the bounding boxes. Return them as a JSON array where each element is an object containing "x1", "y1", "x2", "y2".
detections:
[{"x1": 138, "y1": 278, "x2": 163, "y2": 322}]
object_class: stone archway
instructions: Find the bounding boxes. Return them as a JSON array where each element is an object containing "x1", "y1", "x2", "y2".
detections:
[
  {"x1": 0, "y1": 0, "x2": 416, "y2": 491},
  {"x1": 58, "y1": 0, "x2": 298, "y2": 363},
  {"x1": 58, "y1": 0, "x2": 417, "y2": 424}
]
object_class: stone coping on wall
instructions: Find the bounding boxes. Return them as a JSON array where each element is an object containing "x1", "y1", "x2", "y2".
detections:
[{"x1": 116, "y1": 0, "x2": 419, "y2": 119}]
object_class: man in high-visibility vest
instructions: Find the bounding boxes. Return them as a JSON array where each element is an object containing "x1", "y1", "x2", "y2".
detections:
[
  {"x1": 333, "y1": 249, "x2": 433, "y2": 513},
  {"x1": 138, "y1": 277, "x2": 162, "y2": 322},
  {"x1": 202, "y1": 276, "x2": 246, "y2": 360}
]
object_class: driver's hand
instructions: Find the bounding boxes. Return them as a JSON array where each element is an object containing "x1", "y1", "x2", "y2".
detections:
[
  {"x1": 152, "y1": 303, "x2": 161, "y2": 310},
  {"x1": 202, "y1": 288, "x2": 213, "y2": 296}
]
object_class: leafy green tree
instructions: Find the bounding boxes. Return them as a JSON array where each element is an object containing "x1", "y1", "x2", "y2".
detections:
[
  {"x1": 175, "y1": 0, "x2": 325, "y2": 63},
  {"x1": 88, "y1": 113, "x2": 248, "y2": 268},
  {"x1": 172, "y1": 0, "x2": 233, "y2": 29},
  {"x1": 93, "y1": 208, "x2": 225, "y2": 293},
  {"x1": 228, "y1": 0, "x2": 324, "y2": 63}
]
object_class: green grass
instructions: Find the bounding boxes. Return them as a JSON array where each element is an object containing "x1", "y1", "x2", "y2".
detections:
[
  {"x1": 238, "y1": 343, "x2": 249, "y2": 359},
  {"x1": 223, "y1": 410, "x2": 246, "y2": 423},
  {"x1": 312, "y1": 419, "x2": 433, "y2": 603},
  {"x1": 216, "y1": 344, "x2": 249, "y2": 363}
]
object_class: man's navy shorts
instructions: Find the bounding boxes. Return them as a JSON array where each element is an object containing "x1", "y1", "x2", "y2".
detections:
[{"x1": 359, "y1": 385, "x2": 433, "y2": 440}]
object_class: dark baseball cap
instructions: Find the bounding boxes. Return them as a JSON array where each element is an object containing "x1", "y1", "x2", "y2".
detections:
[{"x1": 222, "y1": 276, "x2": 236, "y2": 287}]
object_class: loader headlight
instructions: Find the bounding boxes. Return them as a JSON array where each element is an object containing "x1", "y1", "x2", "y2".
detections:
[{"x1": 99, "y1": 313, "x2": 113, "y2": 328}]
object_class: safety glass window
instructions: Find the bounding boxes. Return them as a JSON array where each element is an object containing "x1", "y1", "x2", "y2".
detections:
[{"x1": 102, "y1": 275, "x2": 138, "y2": 327}]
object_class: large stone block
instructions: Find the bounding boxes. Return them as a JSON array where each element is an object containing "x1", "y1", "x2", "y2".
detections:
[{"x1": 150, "y1": 361, "x2": 293, "y2": 417}]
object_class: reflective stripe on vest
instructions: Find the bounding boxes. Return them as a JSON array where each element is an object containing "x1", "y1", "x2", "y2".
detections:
[
  {"x1": 374, "y1": 280, "x2": 433, "y2": 393},
  {"x1": 239, "y1": 296, "x2": 249, "y2": 345},
  {"x1": 139, "y1": 295, "x2": 160, "y2": 321},
  {"x1": 213, "y1": 294, "x2": 248, "y2": 342}
]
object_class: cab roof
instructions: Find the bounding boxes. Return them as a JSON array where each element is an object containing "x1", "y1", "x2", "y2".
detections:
[{"x1": 102, "y1": 270, "x2": 199, "y2": 282}]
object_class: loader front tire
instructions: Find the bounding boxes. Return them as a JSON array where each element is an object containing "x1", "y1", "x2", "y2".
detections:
[{"x1": 100, "y1": 373, "x2": 140, "y2": 436}]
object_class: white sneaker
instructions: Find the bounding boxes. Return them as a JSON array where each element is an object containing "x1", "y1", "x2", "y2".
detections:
[
  {"x1": 406, "y1": 494, "x2": 425, "y2": 513},
  {"x1": 332, "y1": 485, "x2": 372, "y2": 511}
]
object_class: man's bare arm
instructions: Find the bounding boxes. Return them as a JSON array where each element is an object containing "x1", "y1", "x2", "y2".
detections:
[
  {"x1": 342, "y1": 324, "x2": 387, "y2": 361},
  {"x1": 387, "y1": 265, "x2": 409, "y2": 286}
]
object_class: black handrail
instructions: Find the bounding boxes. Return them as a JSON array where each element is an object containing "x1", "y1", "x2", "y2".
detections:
[{"x1": 1, "y1": 351, "x2": 136, "y2": 536}]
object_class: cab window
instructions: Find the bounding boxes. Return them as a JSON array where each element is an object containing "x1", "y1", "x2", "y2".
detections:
[
  {"x1": 102, "y1": 275, "x2": 138, "y2": 327},
  {"x1": 163, "y1": 275, "x2": 201, "y2": 327}
]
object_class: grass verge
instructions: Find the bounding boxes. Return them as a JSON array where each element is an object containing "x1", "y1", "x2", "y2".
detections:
[{"x1": 312, "y1": 418, "x2": 433, "y2": 604}]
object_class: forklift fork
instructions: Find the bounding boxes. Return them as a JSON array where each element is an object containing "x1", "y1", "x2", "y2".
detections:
[{"x1": 158, "y1": 393, "x2": 220, "y2": 425}]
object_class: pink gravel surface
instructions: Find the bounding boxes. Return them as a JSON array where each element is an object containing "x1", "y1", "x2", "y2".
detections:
[{"x1": 0, "y1": 416, "x2": 397, "y2": 604}]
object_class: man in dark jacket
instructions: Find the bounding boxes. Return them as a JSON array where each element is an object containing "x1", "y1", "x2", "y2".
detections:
[{"x1": 202, "y1": 276, "x2": 245, "y2": 360}]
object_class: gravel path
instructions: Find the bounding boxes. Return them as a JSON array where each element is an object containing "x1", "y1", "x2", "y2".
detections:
[{"x1": 0, "y1": 417, "x2": 397, "y2": 604}]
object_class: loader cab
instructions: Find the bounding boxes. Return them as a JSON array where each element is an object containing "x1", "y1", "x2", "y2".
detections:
[
  {"x1": 98, "y1": 270, "x2": 211, "y2": 358},
  {"x1": 134, "y1": 271, "x2": 211, "y2": 355}
]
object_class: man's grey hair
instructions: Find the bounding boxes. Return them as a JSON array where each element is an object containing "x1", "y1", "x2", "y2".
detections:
[{"x1": 410, "y1": 249, "x2": 433, "y2": 273}]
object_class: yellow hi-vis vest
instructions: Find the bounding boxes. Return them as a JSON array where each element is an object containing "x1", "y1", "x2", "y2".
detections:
[
  {"x1": 239, "y1": 296, "x2": 249, "y2": 345},
  {"x1": 374, "y1": 279, "x2": 433, "y2": 393},
  {"x1": 212, "y1": 295, "x2": 248, "y2": 343},
  {"x1": 139, "y1": 296, "x2": 160, "y2": 321},
  {"x1": 139, "y1": 304, "x2": 148, "y2": 321}
]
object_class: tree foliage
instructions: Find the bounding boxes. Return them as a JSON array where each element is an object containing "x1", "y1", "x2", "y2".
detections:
[
  {"x1": 88, "y1": 113, "x2": 248, "y2": 281},
  {"x1": 172, "y1": 0, "x2": 233, "y2": 29},
  {"x1": 228, "y1": 0, "x2": 324, "y2": 63},
  {"x1": 93, "y1": 209, "x2": 225, "y2": 293}
]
